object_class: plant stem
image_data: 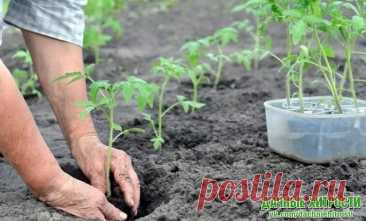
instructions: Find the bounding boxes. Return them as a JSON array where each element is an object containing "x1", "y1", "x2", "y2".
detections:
[
  {"x1": 346, "y1": 44, "x2": 359, "y2": 110},
  {"x1": 298, "y1": 62, "x2": 304, "y2": 113},
  {"x1": 106, "y1": 107, "x2": 114, "y2": 197},
  {"x1": 253, "y1": 17, "x2": 261, "y2": 71},
  {"x1": 314, "y1": 31, "x2": 343, "y2": 113},
  {"x1": 286, "y1": 76, "x2": 291, "y2": 107},
  {"x1": 94, "y1": 46, "x2": 100, "y2": 64},
  {"x1": 338, "y1": 60, "x2": 348, "y2": 99},
  {"x1": 158, "y1": 77, "x2": 169, "y2": 140},
  {"x1": 192, "y1": 81, "x2": 198, "y2": 112},
  {"x1": 161, "y1": 102, "x2": 179, "y2": 118},
  {"x1": 286, "y1": 27, "x2": 293, "y2": 107},
  {"x1": 112, "y1": 128, "x2": 145, "y2": 144},
  {"x1": 214, "y1": 46, "x2": 224, "y2": 89}
]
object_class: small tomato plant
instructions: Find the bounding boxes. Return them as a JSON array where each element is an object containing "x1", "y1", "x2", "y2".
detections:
[
  {"x1": 56, "y1": 65, "x2": 157, "y2": 197},
  {"x1": 207, "y1": 27, "x2": 239, "y2": 88},
  {"x1": 84, "y1": 0, "x2": 124, "y2": 63},
  {"x1": 144, "y1": 58, "x2": 205, "y2": 149},
  {"x1": 232, "y1": 0, "x2": 273, "y2": 71},
  {"x1": 181, "y1": 38, "x2": 210, "y2": 105},
  {"x1": 12, "y1": 49, "x2": 41, "y2": 98},
  {"x1": 267, "y1": 0, "x2": 366, "y2": 113}
]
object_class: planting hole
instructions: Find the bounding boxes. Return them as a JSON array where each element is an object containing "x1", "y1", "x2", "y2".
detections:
[{"x1": 61, "y1": 162, "x2": 170, "y2": 220}]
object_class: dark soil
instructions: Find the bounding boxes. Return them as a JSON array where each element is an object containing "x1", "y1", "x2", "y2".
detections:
[{"x1": 1, "y1": 0, "x2": 366, "y2": 220}]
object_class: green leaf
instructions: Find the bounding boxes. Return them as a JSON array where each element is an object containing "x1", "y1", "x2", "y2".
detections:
[
  {"x1": 232, "y1": 3, "x2": 247, "y2": 12},
  {"x1": 153, "y1": 57, "x2": 186, "y2": 79},
  {"x1": 323, "y1": 45, "x2": 335, "y2": 58},
  {"x1": 123, "y1": 128, "x2": 145, "y2": 135},
  {"x1": 103, "y1": 18, "x2": 124, "y2": 38},
  {"x1": 136, "y1": 95, "x2": 147, "y2": 112},
  {"x1": 231, "y1": 50, "x2": 254, "y2": 71},
  {"x1": 84, "y1": 64, "x2": 95, "y2": 77},
  {"x1": 283, "y1": 9, "x2": 302, "y2": 19},
  {"x1": 53, "y1": 72, "x2": 85, "y2": 84},
  {"x1": 89, "y1": 80, "x2": 110, "y2": 103},
  {"x1": 181, "y1": 41, "x2": 203, "y2": 66},
  {"x1": 177, "y1": 96, "x2": 205, "y2": 112},
  {"x1": 121, "y1": 82, "x2": 134, "y2": 102},
  {"x1": 342, "y1": 3, "x2": 360, "y2": 15},
  {"x1": 112, "y1": 123, "x2": 122, "y2": 131},
  {"x1": 351, "y1": 15, "x2": 365, "y2": 33},
  {"x1": 214, "y1": 27, "x2": 239, "y2": 46},
  {"x1": 290, "y1": 20, "x2": 306, "y2": 44},
  {"x1": 13, "y1": 50, "x2": 32, "y2": 65},
  {"x1": 151, "y1": 137, "x2": 164, "y2": 150}
]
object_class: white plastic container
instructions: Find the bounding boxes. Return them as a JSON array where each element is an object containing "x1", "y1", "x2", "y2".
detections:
[{"x1": 264, "y1": 97, "x2": 366, "y2": 163}]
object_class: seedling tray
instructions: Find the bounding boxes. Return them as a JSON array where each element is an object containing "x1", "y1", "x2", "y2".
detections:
[{"x1": 264, "y1": 96, "x2": 366, "y2": 163}]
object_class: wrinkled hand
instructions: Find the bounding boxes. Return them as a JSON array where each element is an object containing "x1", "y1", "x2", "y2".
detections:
[
  {"x1": 37, "y1": 172, "x2": 128, "y2": 221},
  {"x1": 70, "y1": 135, "x2": 140, "y2": 215}
]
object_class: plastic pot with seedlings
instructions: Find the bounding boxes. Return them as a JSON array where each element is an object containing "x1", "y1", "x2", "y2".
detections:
[
  {"x1": 263, "y1": 0, "x2": 366, "y2": 163},
  {"x1": 265, "y1": 97, "x2": 366, "y2": 163}
]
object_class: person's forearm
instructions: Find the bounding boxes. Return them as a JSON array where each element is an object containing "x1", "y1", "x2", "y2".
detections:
[
  {"x1": 0, "y1": 60, "x2": 63, "y2": 195},
  {"x1": 22, "y1": 30, "x2": 98, "y2": 149}
]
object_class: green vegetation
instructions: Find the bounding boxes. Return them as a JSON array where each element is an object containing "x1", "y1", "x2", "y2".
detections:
[
  {"x1": 84, "y1": 0, "x2": 124, "y2": 63},
  {"x1": 56, "y1": 65, "x2": 157, "y2": 196},
  {"x1": 181, "y1": 38, "x2": 210, "y2": 104},
  {"x1": 207, "y1": 27, "x2": 239, "y2": 88},
  {"x1": 12, "y1": 50, "x2": 41, "y2": 98},
  {"x1": 144, "y1": 58, "x2": 205, "y2": 150},
  {"x1": 273, "y1": 0, "x2": 365, "y2": 113},
  {"x1": 232, "y1": 0, "x2": 273, "y2": 71},
  {"x1": 233, "y1": 0, "x2": 366, "y2": 113}
]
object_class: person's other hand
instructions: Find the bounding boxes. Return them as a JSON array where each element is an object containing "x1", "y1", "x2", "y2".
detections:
[
  {"x1": 71, "y1": 134, "x2": 140, "y2": 215},
  {"x1": 36, "y1": 172, "x2": 128, "y2": 221}
]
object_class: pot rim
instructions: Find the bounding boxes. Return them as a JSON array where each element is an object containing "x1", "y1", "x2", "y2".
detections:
[{"x1": 264, "y1": 96, "x2": 366, "y2": 119}]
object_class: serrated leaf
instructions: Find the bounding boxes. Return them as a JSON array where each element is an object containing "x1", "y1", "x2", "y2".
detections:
[
  {"x1": 137, "y1": 95, "x2": 149, "y2": 111},
  {"x1": 290, "y1": 20, "x2": 306, "y2": 44},
  {"x1": 214, "y1": 27, "x2": 238, "y2": 46},
  {"x1": 122, "y1": 82, "x2": 133, "y2": 102},
  {"x1": 351, "y1": 15, "x2": 365, "y2": 33},
  {"x1": 89, "y1": 80, "x2": 110, "y2": 103},
  {"x1": 151, "y1": 137, "x2": 164, "y2": 150}
]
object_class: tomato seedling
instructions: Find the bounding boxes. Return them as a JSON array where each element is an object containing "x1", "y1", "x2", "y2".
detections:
[
  {"x1": 12, "y1": 49, "x2": 41, "y2": 98},
  {"x1": 329, "y1": 1, "x2": 366, "y2": 110},
  {"x1": 232, "y1": 0, "x2": 273, "y2": 71},
  {"x1": 56, "y1": 65, "x2": 157, "y2": 196},
  {"x1": 207, "y1": 27, "x2": 239, "y2": 88},
  {"x1": 144, "y1": 57, "x2": 205, "y2": 150},
  {"x1": 84, "y1": 0, "x2": 124, "y2": 63},
  {"x1": 267, "y1": 0, "x2": 366, "y2": 113},
  {"x1": 181, "y1": 38, "x2": 210, "y2": 105}
]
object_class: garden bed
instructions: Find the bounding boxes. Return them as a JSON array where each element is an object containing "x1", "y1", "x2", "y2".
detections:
[{"x1": 1, "y1": 0, "x2": 366, "y2": 220}]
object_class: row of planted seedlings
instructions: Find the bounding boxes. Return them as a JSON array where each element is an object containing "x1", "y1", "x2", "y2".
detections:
[
  {"x1": 84, "y1": 0, "x2": 181, "y2": 64},
  {"x1": 245, "y1": 0, "x2": 366, "y2": 163},
  {"x1": 57, "y1": 58, "x2": 206, "y2": 196},
  {"x1": 56, "y1": 16, "x2": 263, "y2": 196}
]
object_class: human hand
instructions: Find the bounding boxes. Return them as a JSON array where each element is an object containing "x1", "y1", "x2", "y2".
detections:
[
  {"x1": 70, "y1": 134, "x2": 140, "y2": 216},
  {"x1": 36, "y1": 172, "x2": 128, "y2": 221}
]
